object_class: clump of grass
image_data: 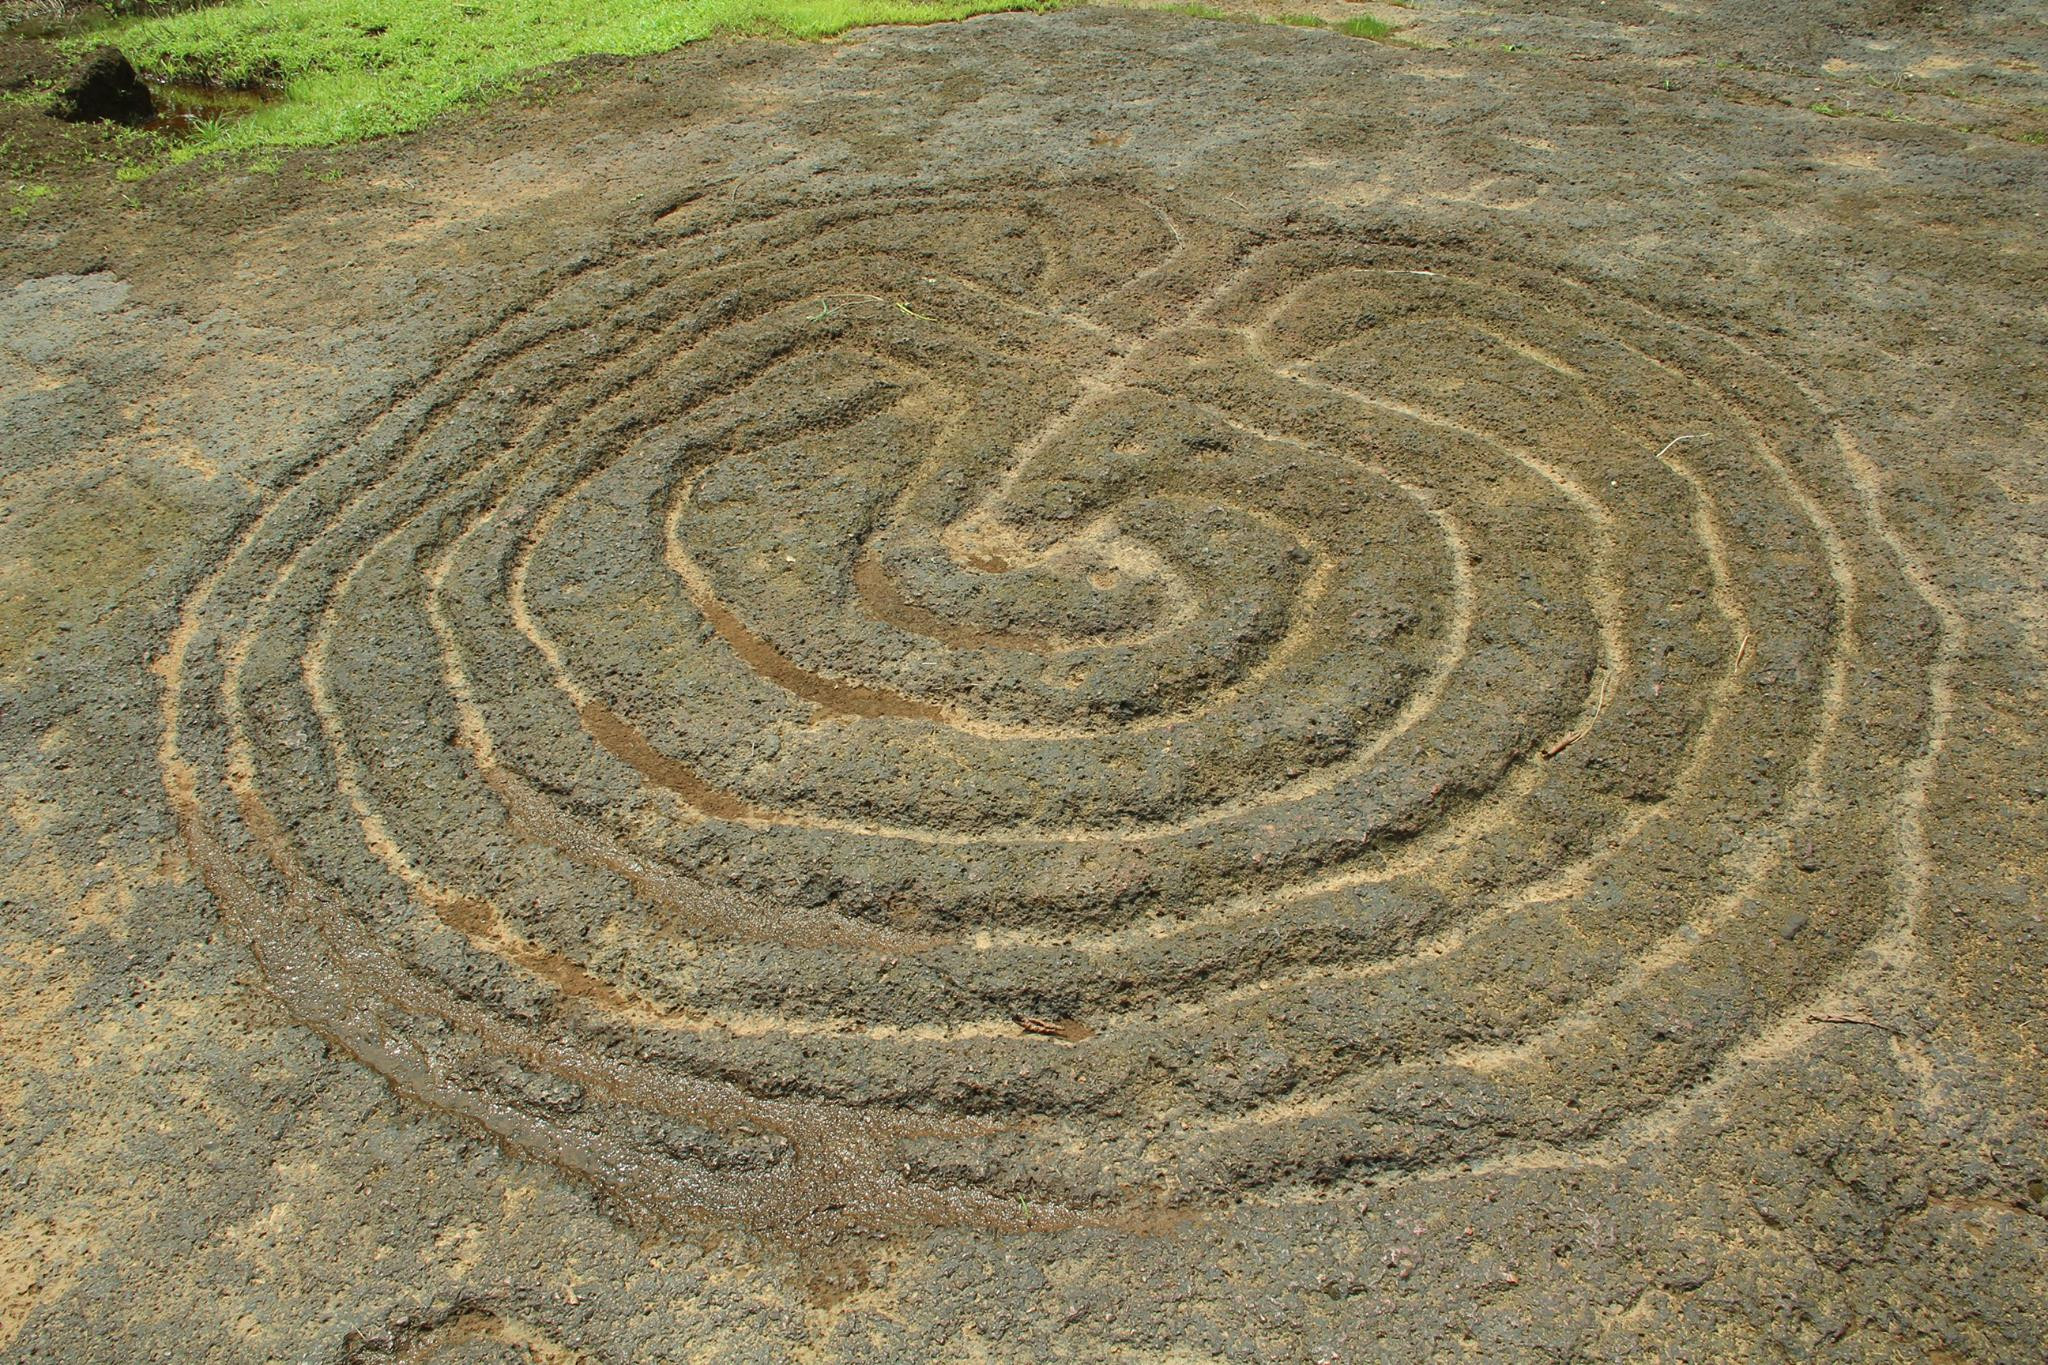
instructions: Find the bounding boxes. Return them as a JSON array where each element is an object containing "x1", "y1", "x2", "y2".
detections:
[
  {"x1": 1271, "y1": 12, "x2": 1324, "y2": 27},
  {"x1": 9, "y1": 180, "x2": 54, "y2": 217},
  {"x1": 95, "y1": 0, "x2": 1063, "y2": 157},
  {"x1": 1336, "y1": 14, "x2": 1395, "y2": 40},
  {"x1": 1155, "y1": 2, "x2": 1232, "y2": 18}
]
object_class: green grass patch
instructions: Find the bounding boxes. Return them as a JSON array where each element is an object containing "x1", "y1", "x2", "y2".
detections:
[
  {"x1": 10, "y1": 180, "x2": 54, "y2": 217},
  {"x1": 1336, "y1": 15, "x2": 1395, "y2": 40},
  {"x1": 1271, "y1": 12, "x2": 1324, "y2": 27},
  {"x1": 97, "y1": 0, "x2": 1060, "y2": 157},
  {"x1": 1152, "y1": 3, "x2": 1233, "y2": 18}
]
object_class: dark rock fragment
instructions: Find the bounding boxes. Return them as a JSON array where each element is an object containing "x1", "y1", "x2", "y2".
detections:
[{"x1": 49, "y1": 46, "x2": 154, "y2": 126}]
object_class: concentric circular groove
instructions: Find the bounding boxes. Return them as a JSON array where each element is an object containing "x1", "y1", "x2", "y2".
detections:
[{"x1": 158, "y1": 185, "x2": 1948, "y2": 1233}]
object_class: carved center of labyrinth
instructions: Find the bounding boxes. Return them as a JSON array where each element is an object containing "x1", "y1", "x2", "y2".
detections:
[{"x1": 160, "y1": 187, "x2": 1944, "y2": 1235}]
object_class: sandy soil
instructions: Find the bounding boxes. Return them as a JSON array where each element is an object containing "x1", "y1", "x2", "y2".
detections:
[{"x1": 2, "y1": 4, "x2": 2044, "y2": 1360}]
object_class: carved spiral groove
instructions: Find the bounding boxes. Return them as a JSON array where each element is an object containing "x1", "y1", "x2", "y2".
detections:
[{"x1": 161, "y1": 186, "x2": 1945, "y2": 1233}]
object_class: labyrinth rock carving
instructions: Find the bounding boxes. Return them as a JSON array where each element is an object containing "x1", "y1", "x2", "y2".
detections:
[{"x1": 158, "y1": 186, "x2": 1946, "y2": 1238}]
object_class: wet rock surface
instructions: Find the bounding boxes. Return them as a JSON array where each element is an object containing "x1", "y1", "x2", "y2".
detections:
[{"x1": 1, "y1": 6, "x2": 2043, "y2": 1360}]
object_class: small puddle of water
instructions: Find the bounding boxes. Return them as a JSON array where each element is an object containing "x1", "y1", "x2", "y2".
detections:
[{"x1": 142, "y1": 80, "x2": 277, "y2": 139}]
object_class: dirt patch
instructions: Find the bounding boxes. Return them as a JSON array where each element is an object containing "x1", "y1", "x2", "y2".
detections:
[{"x1": 2, "y1": 5, "x2": 2044, "y2": 1361}]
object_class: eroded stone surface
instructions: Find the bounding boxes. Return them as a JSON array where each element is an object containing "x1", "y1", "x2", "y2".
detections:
[{"x1": 3, "y1": 8, "x2": 2043, "y2": 1361}]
